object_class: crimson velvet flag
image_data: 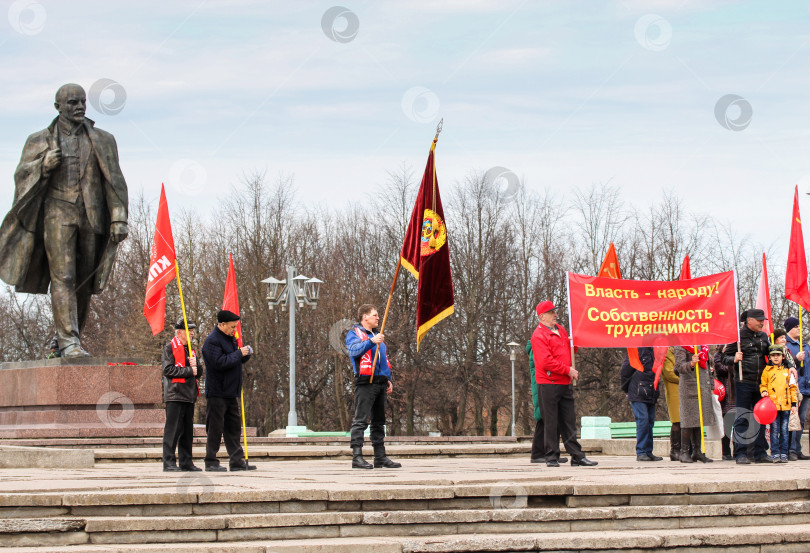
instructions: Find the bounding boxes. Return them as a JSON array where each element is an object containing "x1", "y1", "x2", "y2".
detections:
[
  {"x1": 785, "y1": 185, "x2": 810, "y2": 311},
  {"x1": 143, "y1": 184, "x2": 176, "y2": 335},
  {"x1": 400, "y1": 140, "x2": 454, "y2": 349}
]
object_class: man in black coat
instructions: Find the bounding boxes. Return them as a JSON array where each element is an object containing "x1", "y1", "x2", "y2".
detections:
[
  {"x1": 162, "y1": 317, "x2": 203, "y2": 472},
  {"x1": 722, "y1": 308, "x2": 772, "y2": 464},
  {"x1": 202, "y1": 310, "x2": 256, "y2": 472},
  {"x1": 620, "y1": 347, "x2": 662, "y2": 461}
]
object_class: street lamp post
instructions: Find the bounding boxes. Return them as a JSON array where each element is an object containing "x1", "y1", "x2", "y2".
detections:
[
  {"x1": 262, "y1": 265, "x2": 322, "y2": 435},
  {"x1": 507, "y1": 341, "x2": 520, "y2": 437}
]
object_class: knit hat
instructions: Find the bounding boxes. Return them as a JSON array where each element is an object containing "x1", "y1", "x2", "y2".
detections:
[
  {"x1": 785, "y1": 317, "x2": 800, "y2": 334},
  {"x1": 217, "y1": 310, "x2": 240, "y2": 323}
]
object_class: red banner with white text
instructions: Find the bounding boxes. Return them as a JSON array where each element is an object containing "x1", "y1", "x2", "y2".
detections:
[{"x1": 567, "y1": 271, "x2": 739, "y2": 348}]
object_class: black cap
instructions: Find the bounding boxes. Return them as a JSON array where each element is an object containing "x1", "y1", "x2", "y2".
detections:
[
  {"x1": 217, "y1": 310, "x2": 240, "y2": 323},
  {"x1": 174, "y1": 317, "x2": 197, "y2": 330},
  {"x1": 747, "y1": 309, "x2": 767, "y2": 321}
]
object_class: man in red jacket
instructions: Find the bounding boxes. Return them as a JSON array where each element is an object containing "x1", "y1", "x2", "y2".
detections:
[{"x1": 531, "y1": 301, "x2": 597, "y2": 468}]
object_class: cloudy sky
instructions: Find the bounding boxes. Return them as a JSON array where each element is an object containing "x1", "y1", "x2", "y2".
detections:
[{"x1": 1, "y1": 0, "x2": 809, "y2": 255}]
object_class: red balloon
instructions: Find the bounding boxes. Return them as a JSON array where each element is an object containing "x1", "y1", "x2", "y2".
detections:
[
  {"x1": 713, "y1": 379, "x2": 726, "y2": 402},
  {"x1": 753, "y1": 397, "x2": 777, "y2": 425}
]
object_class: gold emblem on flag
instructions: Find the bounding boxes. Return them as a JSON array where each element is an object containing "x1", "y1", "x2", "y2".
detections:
[{"x1": 421, "y1": 209, "x2": 446, "y2": 256}]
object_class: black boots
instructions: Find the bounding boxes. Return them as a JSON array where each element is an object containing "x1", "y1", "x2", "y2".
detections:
[
  {"x1": 352, "y1": 446, "x2": 373, "y2": 469},
  {"x1": 670, "y1": 423, "x2": 681, "y2": 461},
  {"x1": 690, "y1": 430, "x2": 713, "y2": 463},
  {"x1": 679, "y1": 428, "x2": 694, "y2": 463},
  {"x1": 373, "y1": 445, "x2": 402, "y2": 469}
]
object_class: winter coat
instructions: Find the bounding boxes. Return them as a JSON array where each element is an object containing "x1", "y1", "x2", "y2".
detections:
[
  {"x1": 760, "y1": 364, "x2": 798, "y2": 411},
  {"x1": 620, "y1": 347, "x2": 660, "y2": 404},
  {"x1": 784, "y1": 335, "x2": 810, "y2": 396},
  {"x1": 674, "y1": 347, "x2": 716, "y2": 429},
  {"x1": 722, "y1": 326, "x2": 770, "y2": 384},
  {"x1": 162, "y1": 338, "x2": 202, "y2": 403},
  {"x1": 660, "y1": 349, "x2": 679, "y2": 423},
  {"x1": 530, "y1": 323, "x2": 572, "y2": 385},
  {"x1": 527, "y1": 340, "x2": 540, "y2": 421},
  {"x1": 202, "y1": 326, "x2": 251, "y2": 398}
]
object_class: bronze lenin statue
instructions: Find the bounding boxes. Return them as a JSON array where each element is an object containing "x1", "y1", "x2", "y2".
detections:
[{"x1": 0, "y1": 84, "x2": 128, "y2": 358}]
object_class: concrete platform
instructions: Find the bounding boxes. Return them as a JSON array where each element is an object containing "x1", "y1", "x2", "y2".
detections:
[{"x1": 1, "y1": 455, "x2": 810, "y2": 550}]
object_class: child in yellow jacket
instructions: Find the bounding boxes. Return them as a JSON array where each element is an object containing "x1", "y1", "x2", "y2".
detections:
[{"x1": 760, "y1": 345, "x2": 798, "y2": 463}]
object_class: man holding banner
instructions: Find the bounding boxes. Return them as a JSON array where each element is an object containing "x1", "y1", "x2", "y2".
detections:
[
  {"x1": 722, "y1": 309, "x2": 773, "y2": 464},
  {"x1": 531, "y1": 301, "x2": 597, "y2": 468}
]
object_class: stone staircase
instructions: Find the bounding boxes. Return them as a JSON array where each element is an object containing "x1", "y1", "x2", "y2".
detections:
[{"x1": 2, "y1": 460, "x2": 810, "y2": 552}]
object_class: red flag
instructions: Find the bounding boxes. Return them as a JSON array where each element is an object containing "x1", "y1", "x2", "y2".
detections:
[
  {"x1": 598, "y1": 243, "x2": 622, "y2": 279},
  {"x1": 598, "y1": 244, "x2": 644, "y2": 372},
  {"x1": 143, "y1": 184, "x2": 176, "y2": 335},
  {"x1": 786, "y1": 186, "x2": 810, "y2": 311},
  {"x1": 222, "y1": 253, "x2": 243, "y2": 348},
  {"x1": 400, "y1": 140, "x2": 454, "y2": 349},
  {"x1": 756, "y1": 253, "x2": 773, "y2": 337},
  {"x1": 680, "y1": 255, "x2": 691, "y2": 280}
]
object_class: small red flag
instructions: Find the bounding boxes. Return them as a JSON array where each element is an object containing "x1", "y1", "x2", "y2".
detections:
[
  {"x1": 786, "y1": 186, "x2": 810, "y2": 311},
  {"x1": 598, "y1": 243, "x2": 622, "y2": 279},
  {"x1": 222, "y1": 253, "x2": 243, "y2": 348},
  {"x1": 143, "y1": 184, "x2": 176, "y2": 335},
  {"x1": 756, "y1": 253, "x2": 773, "y2": 337},
  {"x1": 400, "y1": 139, "x2": 454, "y2": 349},
  {"x1": 680, "y1": 255, "x2": 691, "y2": 280}
]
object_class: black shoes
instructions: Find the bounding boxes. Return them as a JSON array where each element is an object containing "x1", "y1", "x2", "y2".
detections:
[
  {"x1": 205, "y1": 465, "x2": 228, "y2": 472},
  {"x1": 373, "y1": 445, "x2": 402, "y2": 469},
  {"x1": 546, "y1": 460, "x2": 560, "y2": 467},
  {"x1": 722, "y1": 454, "x2": 734, "y2": 461},
  {"x1": 571, "y1": 457, "x2": 598, "y2": 466},
  {"x1": 532, "y1": 457, "x2": 568, "y2": 464},
  {"x1": 754, "y1": 456, "x2": 774, "y2": 463},
  {"x1": 796, "y1": 452, "x2": 810, "y2": 460},
  {"x1": 352, "y1": 446, "x2": 373, "y2": 469},
  {"x1": 735, "y1": 457, "x2": 751, "y2": 464},
  {"x1": 788, "y1": 452, "x2": 799, "y2": 461},
  {"x1": 163, "y1": 466, "x2": 182, "y2": 472},
  {"x1": 180, "y1": 465, "x2": 202, "y2": 472},
  {"x1": 230, "y1": 463, "x2": 257, "y2": 471},
  {"x1": 637, "y1": 453, "x2": 663, "y2": 461}
]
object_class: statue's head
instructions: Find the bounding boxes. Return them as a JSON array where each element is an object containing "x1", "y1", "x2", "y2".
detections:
[{"x1": 54, "y1": 84, "x2": 86, "y2": 124}]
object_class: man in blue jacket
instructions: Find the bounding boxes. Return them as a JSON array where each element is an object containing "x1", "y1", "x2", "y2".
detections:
[
  {"x1": 345, "y1": 304, "x2": 400, "y2": 469},
  {"x1": 784, "y1": 317, "x2": 810, "y2": 461},
  {"x1": 202, "y1": 310, "x2": 255, "y2": 472}
]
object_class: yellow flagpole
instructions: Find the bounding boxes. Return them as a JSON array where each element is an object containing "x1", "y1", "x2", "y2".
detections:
[
  {"x1": 174, "y1": 261, "x2": 192, "y2": 357},
  {"x1": 694, "y1": 345, "x2": 706, "y2": 453},
  {"x1": 235, "y1": 327, "x2": 249, "y2": 461}
]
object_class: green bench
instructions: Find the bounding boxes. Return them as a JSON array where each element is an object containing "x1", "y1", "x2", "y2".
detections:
[{"x1": 610, "y1": 420, "x2": 672, "y2": 439}]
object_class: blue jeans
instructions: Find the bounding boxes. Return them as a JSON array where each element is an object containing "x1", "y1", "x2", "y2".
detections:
[
  {"x1": 770, "y1": 411, "x2": 790, "y2": 457},
  {"x1": 733, "y1": 381, "x2": 769, "y2": 459},
  {"x1": 789, "y1": 395, "x2": 808, "y2": 454},
  {"x1": 631, "y1": 401, "x2": 656, "y2": 456}
]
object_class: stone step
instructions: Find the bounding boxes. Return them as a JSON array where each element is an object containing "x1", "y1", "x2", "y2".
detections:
[
  {"x1": 3, "y1": 500, "x2": 810, "y2": 548},
  {"x1": 3, "y1": 523, "x2": 810, "y2": 552}
]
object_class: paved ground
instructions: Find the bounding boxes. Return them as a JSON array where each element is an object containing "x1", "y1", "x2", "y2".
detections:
[{"x1": 2, "y1": 455, "x2": 809, "y2": 498}]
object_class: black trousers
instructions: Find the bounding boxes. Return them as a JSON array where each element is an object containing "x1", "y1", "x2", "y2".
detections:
[
  {"x1": 205, "y1": 396, "x2": 245, "y2": 468},
  {"x1": 538, "y1": 383, "x2": 584, "y2": 461},
  {"x1": 163, "y1": 401, "x2": 195, "y2": 468},
  {"x1": 531, "y1": 418, "x2": 545, "y2": 459},
  {"x1": 350, "y1": 382, "x2": 387, "y2": 448}
]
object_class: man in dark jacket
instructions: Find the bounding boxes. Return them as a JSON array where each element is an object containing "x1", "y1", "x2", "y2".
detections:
[
  {"x1": 202, "y1": 310, "x2": 255, "y2": 472},
  {"x1": 722, "y1": 308, "x2": 772, "y2": 464},
  {"x1": 162, "y1": 318, "x2": 203, "y2": 472},
  {"x1": 620, "y1": 347, "x2": 662, "y2": 461}
]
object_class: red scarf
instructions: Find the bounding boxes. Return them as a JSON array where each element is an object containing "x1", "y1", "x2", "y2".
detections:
[
  {"x1": 682, "y1": 345, "x2": 709, "y2": 369},
  {"x1": 171, "y1": 336, "x2": 199, "y2": 396}
]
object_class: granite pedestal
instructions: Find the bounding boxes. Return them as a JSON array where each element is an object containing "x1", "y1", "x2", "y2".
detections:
[{"x1": 0, "y1": 358, "x2": 165, "y2": 438}]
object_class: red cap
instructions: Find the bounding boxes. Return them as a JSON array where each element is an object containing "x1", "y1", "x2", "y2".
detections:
[{"x1": 536, "y1": 301, "x2": 556, "y2": 316}]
